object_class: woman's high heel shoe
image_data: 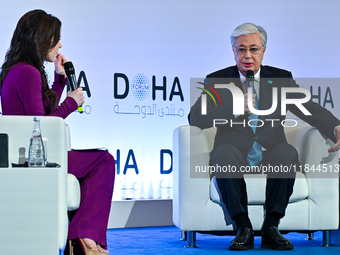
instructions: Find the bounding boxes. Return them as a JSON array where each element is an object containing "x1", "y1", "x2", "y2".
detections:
[
  {"x1": 64, "y1": 240, "x2": 73, "y2": 255},
  {"x1": 64, "y1": 239, "x2": 109, "y2": 255},
  {"x1": 78, "y1": 238, "x2": 109, "y2": 255}
]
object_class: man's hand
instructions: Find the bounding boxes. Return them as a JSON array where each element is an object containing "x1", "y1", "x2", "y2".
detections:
[
  {"x1": 244, "y1": 93, "x2": 256, "y2": 113},
  {"x1": 328, "y1": 125, "x2": 340, "y2": 152}
]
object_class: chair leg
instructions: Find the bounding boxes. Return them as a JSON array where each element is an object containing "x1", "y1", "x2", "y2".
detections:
[
  {"x1": 305, "y1": 232, "x2": 316, "y2": 240},
  {"x1": 180, "y1": 231, "x2": 187, "y2": 241},
  {"x1": 321, "y1": 230, "x2": 332, "y2": 247},
  {"x1": 185, "y1": 231, "x2": 198, "y2": 248}
]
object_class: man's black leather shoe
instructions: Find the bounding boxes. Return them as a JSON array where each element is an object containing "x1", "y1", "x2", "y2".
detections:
[
  {"x1": 229, "y1": 227, "x2": 254, "y2": 250},
  {"x1": 261, "y1": 226, "x2": 294, "y2": 250}
]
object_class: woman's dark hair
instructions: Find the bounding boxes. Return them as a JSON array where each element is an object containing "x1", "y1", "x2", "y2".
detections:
[{"x1": 0, "y1": 9, "x2": 61, "y2": 114}]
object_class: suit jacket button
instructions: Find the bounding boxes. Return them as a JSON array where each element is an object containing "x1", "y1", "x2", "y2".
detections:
[{"x1": 254, "y1": 136, "x2": 258, "y2": 140}]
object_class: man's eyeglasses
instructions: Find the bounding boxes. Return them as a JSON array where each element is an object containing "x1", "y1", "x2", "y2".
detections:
[{"x1": 234, "y1": 46, "x2": 263, "y2": 56}]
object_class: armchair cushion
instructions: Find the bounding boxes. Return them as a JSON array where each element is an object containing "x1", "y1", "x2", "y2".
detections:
[
  {"x1": 67, "y1": 173, "x2": 81, "y2": 211},
  {"x1": 210, "y1": 172, "x2": 309, "y2": 205}
]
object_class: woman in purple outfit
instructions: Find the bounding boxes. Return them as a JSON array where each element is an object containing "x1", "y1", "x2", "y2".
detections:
[{"x1": 0, "y1": 10, "x2": 115, "y2": 255}]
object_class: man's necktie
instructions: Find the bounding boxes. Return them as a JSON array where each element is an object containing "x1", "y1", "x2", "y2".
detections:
[{"x1": 247, "y1": 85, "x2": 262, "y2": 168}]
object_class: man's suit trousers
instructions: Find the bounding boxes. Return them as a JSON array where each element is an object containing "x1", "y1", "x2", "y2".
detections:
[{"x1": 211, "y1": 143, "x2": 298, "y2": 219}]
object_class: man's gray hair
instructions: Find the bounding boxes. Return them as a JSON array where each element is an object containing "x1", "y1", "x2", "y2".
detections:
[{"x1": 230, "y1": 23, "x2": 267, "y2": 49}]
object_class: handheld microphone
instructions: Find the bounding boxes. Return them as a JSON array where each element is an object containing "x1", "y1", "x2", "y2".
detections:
[
  {"x1": 246, "y1": 70, "x2": 255, "y2": 115},
  {"x1": 246, "y1": 70, "x2": 254, "y2": 89},
  {"x1": 64, "y1": 61, "x2": 83, "y2": 114}
]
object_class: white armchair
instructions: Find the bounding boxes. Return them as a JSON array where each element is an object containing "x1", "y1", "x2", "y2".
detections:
[
  {"x1": 172, "y1": 125, "x2": 339, "y2": 247},
  {"x1": 0, "y1": 116, "x2": 80, "y2": 255}
]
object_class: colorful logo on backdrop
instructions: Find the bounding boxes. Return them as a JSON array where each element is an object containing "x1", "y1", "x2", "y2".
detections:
[{"x1": 113, "y1": 72, "x2": 185, "y2": 118}]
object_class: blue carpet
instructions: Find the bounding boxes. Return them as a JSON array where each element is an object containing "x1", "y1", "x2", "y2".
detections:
[{"x1": 105, "y1": 226, "x2": 340, "y2": 254}]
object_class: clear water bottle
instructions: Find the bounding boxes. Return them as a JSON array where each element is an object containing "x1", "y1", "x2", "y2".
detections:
[{"x1": 28, "y1": 117, "x2": 46, "y2": 167}]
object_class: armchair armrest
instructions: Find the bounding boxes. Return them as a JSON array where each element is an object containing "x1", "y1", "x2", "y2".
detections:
[
  {"x1": 286, "y1": 126, "x2": 339, "y2": 230},
  {"x1": 173, "y1": 125, "x2": 217, "y2": 229},
  {"x1": 0, "y1": 116, "x2": 70, "y2": 252}
]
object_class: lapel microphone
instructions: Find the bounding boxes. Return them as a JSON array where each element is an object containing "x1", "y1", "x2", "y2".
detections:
[{"x1": 64, "y1": 61, "x2": 83, "y2": 114}]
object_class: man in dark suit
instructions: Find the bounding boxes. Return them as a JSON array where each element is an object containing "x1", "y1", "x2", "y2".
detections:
[{"x1": 189, "y1": 23, "x2": 340, "y2": 250}]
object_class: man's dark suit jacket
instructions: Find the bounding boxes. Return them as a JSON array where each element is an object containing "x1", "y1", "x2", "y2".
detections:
[{"x1": 190, "y1": 65, "x2": 340, "y2": 156}]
